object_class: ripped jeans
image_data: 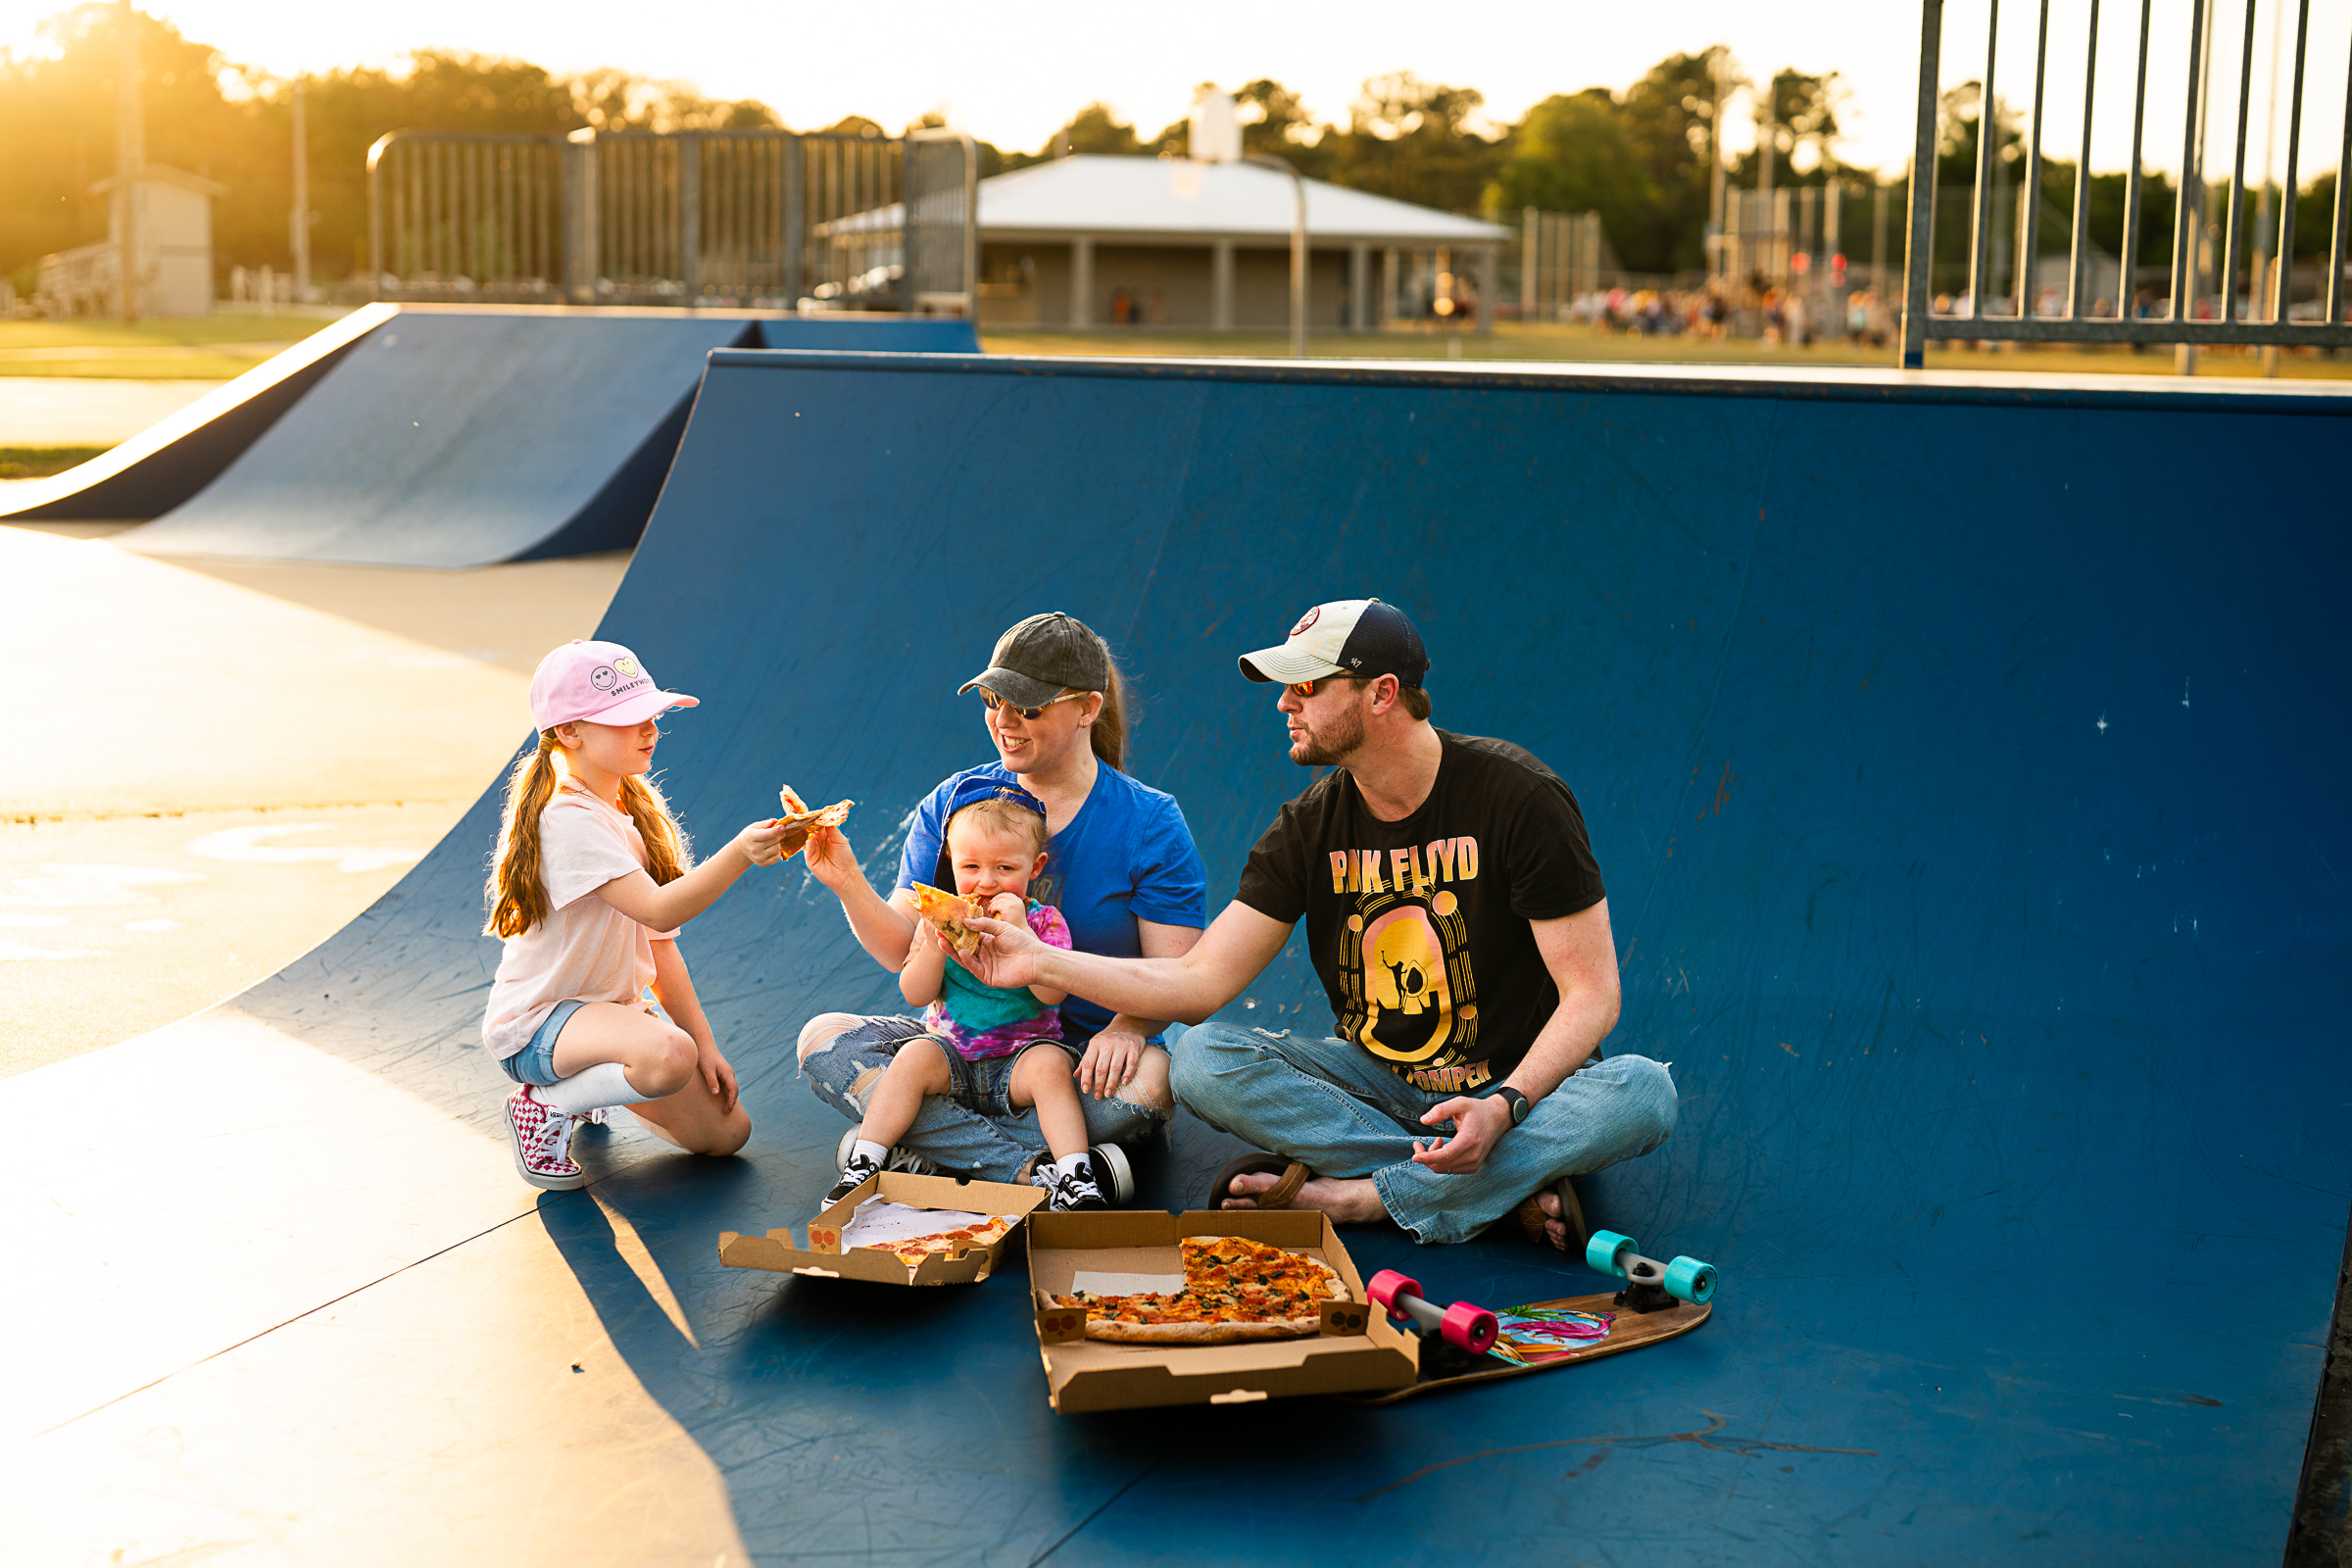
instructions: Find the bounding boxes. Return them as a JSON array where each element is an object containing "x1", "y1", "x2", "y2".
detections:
[
  {"x1": 1171, "y1": 1023, "x2": 1680, "y2": 1246},
  {"x1": 800, "y1": 1013, "x2": 1169, "y2": 1184}
]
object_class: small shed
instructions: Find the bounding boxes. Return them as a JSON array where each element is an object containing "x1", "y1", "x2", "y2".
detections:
[
  {"x1": 971, "y1": 156, "x2": 1511, "y2": 331},
  {"x1": 68, "y1": 165, "x2": 227, "y2": 317}
]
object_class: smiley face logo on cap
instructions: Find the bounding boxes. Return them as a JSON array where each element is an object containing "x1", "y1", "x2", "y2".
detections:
[
  {"x1": 590, "y1": 664, "x2": 618, "y2": 691},
  {"x1": 614, "y1": 656, "x2": 642, "y2": 678}
]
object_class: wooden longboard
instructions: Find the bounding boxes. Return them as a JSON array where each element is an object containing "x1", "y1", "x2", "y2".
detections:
[{"x1": 1342, "y1": 1291, "x2": 1709, "y2": 1404}]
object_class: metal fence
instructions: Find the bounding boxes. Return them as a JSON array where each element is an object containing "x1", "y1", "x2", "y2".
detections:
[
  {"x1": 1518, "y1": 210, "x2": 1613, "y2": 320},
  {"x1": 367, "y1": 127, "x2": 978, "y2": 313},
  {"x1": 1900, "y1": 0, "x2": 2352, "y2": 367}
]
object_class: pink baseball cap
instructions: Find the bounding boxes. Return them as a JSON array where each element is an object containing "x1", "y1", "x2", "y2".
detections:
[{"x1": 528, "y1": 640, "x2": 700, "y2": 730}]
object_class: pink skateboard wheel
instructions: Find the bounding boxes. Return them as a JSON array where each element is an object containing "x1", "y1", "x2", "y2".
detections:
[
  {"x1": 1367, "y1": 1269, "x2": 1422, "y2": 1318},
  {"x1": 1441, "y1": 1300, "x2": 1499, "y2": 1354}
]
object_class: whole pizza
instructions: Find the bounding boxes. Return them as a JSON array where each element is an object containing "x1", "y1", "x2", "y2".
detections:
[{"x1": 1050, "y1": 1236, "x2": 1348, "y2": 1345}]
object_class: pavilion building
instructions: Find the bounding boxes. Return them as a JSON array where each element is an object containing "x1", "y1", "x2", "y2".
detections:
[{"x1": 968, "y1": 155, "x2": 1510, "y2": 332}]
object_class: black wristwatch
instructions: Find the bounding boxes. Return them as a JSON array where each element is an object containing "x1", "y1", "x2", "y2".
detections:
[{"x1": 1494, "y1": 1086, "x2": 1532, "y2": 1127}]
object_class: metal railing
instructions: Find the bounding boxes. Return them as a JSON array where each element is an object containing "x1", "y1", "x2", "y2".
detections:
[
  {"x1": 367, "y1": 131, "x2": 565, "y2": 304},
  {"x1": 1900, "y1": 0, "x2": 2352, "y2": 367},
  {"x1": 367, "y1": 127, "x2": 978, "y2": 313},
  {"x1": 1519, "y1": 210, "x2": 1612, "y2": 321}
]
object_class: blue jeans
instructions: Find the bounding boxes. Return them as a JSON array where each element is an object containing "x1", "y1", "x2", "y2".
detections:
[
  {"x1": 1171, "y1": 1022, "x2": 1679, "y2": 1246},
  {"x1": 801, "y1": 1013, "x2": 1167, "y2": 1184}
]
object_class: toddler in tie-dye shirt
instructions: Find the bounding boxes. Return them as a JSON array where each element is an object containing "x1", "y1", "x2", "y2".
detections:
[{"x1": 826, "y1": 787, "x2": 1108, "y2": 1211}]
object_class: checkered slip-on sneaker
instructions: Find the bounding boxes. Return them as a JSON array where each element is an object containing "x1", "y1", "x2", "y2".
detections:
[{"x1": 505, "y1": 1087, "x2": 588, "y2": 1191}]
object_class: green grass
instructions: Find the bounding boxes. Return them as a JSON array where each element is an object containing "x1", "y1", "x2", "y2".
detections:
[
  {"x1": 0, "y1": 445, "x2": 107, "y2": 477},
  {"x1": 0, "y1": 310, "x2": 346, "y2": 378},
  {"x1": 9, "y1": 311, "x2": 2336, "y2": 383},
  {"x1": 982, "y1": 321, "x2": 2352, "y2": 380}
]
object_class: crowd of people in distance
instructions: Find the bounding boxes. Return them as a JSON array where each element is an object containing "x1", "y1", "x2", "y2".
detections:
[{"x1": 1551, "y1": 281, "x2": 1898, "y2": 348}]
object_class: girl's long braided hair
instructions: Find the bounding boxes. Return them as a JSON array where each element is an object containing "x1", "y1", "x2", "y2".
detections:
[{"x1": 485, "y1": 729, "x2": 691, "y2": 939}]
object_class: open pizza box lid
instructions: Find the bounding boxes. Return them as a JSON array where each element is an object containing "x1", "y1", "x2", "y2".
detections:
[
  {"x1": 1026, "y1": 1208, "x2": 1418, "y2": 1412},
  {"x1": 719, "y1": 1170, "x2": 1046, "y2": 1287}
]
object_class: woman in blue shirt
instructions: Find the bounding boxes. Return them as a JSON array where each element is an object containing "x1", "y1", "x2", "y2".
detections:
[{"x1": 798, "y1": 612, "x2": 1208, "y2": 1189}]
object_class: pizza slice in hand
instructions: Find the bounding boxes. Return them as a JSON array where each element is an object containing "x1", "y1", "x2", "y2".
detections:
[
  {"x1": 906, "y1": 881, "x2": 986, "y2": 955},
  {"x1": 773, "y1": 793, "x2": 854, "y2": 859},
  {"x1": 776, "y1": 793, "x2": 854, "y2": 832}
]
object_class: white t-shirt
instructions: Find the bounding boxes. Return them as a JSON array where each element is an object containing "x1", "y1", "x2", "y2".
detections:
[{"x1": 481, "y1": 779, "x2": 678, "y2": 1060}]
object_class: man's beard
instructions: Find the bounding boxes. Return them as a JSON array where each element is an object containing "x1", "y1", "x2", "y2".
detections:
[{"x1": 1289, "y1": 704, "x2": 1365, "y2": 766}]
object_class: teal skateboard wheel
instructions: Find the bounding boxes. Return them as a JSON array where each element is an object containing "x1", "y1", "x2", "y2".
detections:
[
  {"x1": 1586, "y1": 1230, "x2": 1637, "y2": 1278},
  {"x1": 1663, "y1": 1255, "x2": 1717, "y2": 1303}
]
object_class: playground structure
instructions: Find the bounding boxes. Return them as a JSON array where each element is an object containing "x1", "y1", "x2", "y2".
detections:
[{"x1": 5, "y1": 344, "x2": 2346, "y2": 1563}]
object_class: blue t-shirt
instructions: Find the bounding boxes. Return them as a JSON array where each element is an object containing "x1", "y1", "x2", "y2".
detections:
[{"x1": 897, "y1": 761, "x2": 1208, "y2": 1043}]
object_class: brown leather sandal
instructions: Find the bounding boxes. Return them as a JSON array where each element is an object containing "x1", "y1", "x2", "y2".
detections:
[
  {"x1": 1511, "y1": 1175, "x2": 1590, "y2": 1253},
  {"x1": 1206, "y1": 1152, "x2": 1309, "y2": 1210}
]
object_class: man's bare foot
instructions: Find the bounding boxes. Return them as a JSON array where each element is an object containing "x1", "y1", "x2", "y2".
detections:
[
  {"x1": 1222, "y1": 1170, "x2": 1390, "y2": 1224},
  {"x1": 1535, "y1": 1189, "x2": 1573, "y2": 1250}
]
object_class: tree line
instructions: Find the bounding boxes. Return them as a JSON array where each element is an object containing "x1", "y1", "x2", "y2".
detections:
[{"x1": 3, "y1": 5, "x2": 2338, "y2": 302}]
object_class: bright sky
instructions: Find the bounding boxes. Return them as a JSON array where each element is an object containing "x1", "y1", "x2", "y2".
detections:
[{"x1": 2, "y1": 0, "x2": 2344, "y2": 181}]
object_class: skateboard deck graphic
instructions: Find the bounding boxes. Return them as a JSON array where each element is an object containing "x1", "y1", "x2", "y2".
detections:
[{"x1": 1344, "y1": 1291, "x2": 1710, "y2": 1404}]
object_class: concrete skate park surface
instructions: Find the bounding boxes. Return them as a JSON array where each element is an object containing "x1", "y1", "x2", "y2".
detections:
[
  {"x1": 7, "y1": 349, "x2": 2350, "y2": 1565},
  {"x1": 0, "y1": 520, "x2": 628, "y2": 1075}
]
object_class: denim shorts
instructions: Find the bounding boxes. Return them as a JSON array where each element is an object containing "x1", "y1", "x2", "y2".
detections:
[
  {"x1": 945, "y1": 1039, "x2": 1080, "y2": 1120},
  {"x1": 499, "y1": 999, "x2": 586, "y2": 1087}
]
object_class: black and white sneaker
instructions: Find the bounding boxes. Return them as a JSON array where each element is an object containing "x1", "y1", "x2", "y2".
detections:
[
  {"x1": 1031, "y1": 1144, "x2": 1135, "y2": 1207},
  {"x1": 834, "y1": 1128, "x2": 938, "y2": 1180},
  {"x1": 1044, "y1": 1155, "x2": 1110, "y2": 1212},
  {"x1": 1083, "y1": 1142, "x2": 1135, "y2": 1205},
  {"x1": 825, "y1": 1151, "x2": 884, "y2": 1204}
]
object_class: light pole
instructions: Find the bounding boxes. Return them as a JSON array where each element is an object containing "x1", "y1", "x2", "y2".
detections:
[
  {"x1": 1248, "y1": 152, "x2": 1308, "y2": 358},
  {"x1": 291, "y1": 81, "x2": 312, "y2": 302},
  {"x1": 115, "y1": 0, "x2": 142, "y2": 322},
  {"x1": 1189, "y1": 86, "x2": 1307, "y2": 358}
]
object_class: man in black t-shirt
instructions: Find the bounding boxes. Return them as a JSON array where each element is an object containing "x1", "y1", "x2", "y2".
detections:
[{"x1": 953, "y1": 599, "x2": 1678, "y2": 1248}]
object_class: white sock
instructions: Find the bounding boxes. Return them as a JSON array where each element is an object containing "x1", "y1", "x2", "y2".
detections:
[
  {"x1": 1052, "y1": 1151, "x2": 1093, "y2": 1181},
  {"x1": 851, "y1": 1139, "x2": 890, "y2": 1168},
  {"x1": 530, "y1": 1062, "x2": 654, "y2": 1116}
]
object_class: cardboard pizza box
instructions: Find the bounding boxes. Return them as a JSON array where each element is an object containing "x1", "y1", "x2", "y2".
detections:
[
  {"x1": 718, "y1": 1170, "x2": 1045, "y2": 1287},
  {"x1": 1025, "y1": 1208, "x2": 1418, "y2": 1412}
]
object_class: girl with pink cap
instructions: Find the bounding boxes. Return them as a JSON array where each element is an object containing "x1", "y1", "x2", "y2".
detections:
[{"x1": 480, "y1": 639, "x2": 792, "y2": 1189}]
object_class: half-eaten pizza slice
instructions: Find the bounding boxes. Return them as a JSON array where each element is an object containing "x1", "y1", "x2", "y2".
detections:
[
  {"x1": 906, "y1": 881, "x2": 985, "y2": 955},
  {"x1": 776, "y1": 793, "x2": 855, "y2": 832}
]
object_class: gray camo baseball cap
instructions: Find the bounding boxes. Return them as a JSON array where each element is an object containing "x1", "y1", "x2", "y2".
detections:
[{"x1": 957, "y1": 612, "x2": 1111, "y2": 709}]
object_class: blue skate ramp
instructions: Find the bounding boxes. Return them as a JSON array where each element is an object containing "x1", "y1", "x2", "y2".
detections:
[
  {"x1": 4, "y1": 351, "x2": 2348, "y2": 1566},
  {"x1": 110, "y1": 309, "x2": 979, "y2": 567}
]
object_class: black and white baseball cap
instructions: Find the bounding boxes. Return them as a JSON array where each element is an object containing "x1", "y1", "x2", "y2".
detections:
[{"x1": 1238, "y1": 599, "x2": 1430, "y2": 688}]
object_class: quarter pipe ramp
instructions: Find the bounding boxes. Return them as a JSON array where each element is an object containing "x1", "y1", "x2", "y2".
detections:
[
  {"x1": 6, "y1": 351, "x2": 2346, "y2": 1565},
  {"x1": 55, "y1": 308, "x2": 981, "y2": 565}
]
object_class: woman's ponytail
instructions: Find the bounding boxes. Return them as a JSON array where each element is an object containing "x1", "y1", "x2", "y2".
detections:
[
  {"x1": 486, "y1": 734, "x2": 563, "y2": 938},
  {"x1": 1089, "y1": 657, "x2": 1127, "y2": 773}
]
